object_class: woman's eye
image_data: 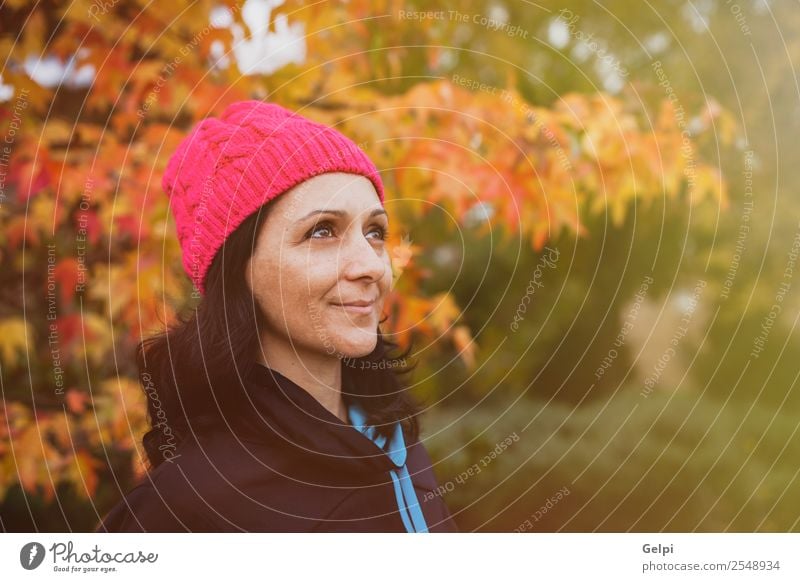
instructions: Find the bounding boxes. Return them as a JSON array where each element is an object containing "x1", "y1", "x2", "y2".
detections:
[
  {"x1": 308, "y1": 222, "x2": 334, "y2": 239},
  {"x1": 367, "y1": 225, "x2": 387, "y2": 241}
]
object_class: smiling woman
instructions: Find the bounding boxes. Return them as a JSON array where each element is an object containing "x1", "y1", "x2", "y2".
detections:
[
  {"x1": 247, "y1": 173, "x2": 395, "y2": 423},
  {"x1": 95, "y1": 101, "x2": 457, "y2": 533}
]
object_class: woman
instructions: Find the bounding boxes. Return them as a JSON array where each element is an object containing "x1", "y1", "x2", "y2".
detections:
[{"x1": 95, "y1": 100, "x2": 457, "y2": 532}]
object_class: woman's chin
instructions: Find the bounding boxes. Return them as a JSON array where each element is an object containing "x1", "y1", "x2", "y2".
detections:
[{"x1": 328, "y1": 333, "x2": 378, "y2": 359}]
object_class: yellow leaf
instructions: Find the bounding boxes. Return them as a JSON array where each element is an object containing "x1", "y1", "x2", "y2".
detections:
[
  {"x1": 42, "y1": 119, "x2": 76, "y2": 145},
  {"x1": 0, "y1": 318, "x2": 33, "y2": 367},
  {"x1": 15, "y1": 425, "x2": 58, "y2": 501},
  {"x1": 68, "y1": 450, "x2": 100, "y2": 499}
]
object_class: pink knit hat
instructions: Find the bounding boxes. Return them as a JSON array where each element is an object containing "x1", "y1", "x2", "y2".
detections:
[{"x1": 161, "y1": 100, "x2": 385, "y2": 295}]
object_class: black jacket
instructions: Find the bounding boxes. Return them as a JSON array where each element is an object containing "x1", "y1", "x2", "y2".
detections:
[{"x1": 96, "y1": 364, "x2": 457, "y2": 532}]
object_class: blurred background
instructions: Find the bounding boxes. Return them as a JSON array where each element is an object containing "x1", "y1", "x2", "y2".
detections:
[{"x1": 0, "y1": 0, "x2": 798, "y2": 532}]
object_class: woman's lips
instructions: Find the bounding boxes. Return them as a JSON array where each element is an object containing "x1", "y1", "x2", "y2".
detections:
[{"x1": 331, "y1": 301, "x2": 375, "y2": 315}]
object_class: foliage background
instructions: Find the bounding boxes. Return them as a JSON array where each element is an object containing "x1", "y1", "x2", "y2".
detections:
[{"x1": 0, "y1": 0, "x2": 797, "y2": 532}]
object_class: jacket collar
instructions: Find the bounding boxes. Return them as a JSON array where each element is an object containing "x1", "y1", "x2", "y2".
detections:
[{"x1": 242, "y1": 363, "x2": 399, "y2": 476}]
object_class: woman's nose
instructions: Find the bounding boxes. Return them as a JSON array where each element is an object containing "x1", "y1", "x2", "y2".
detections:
[{"x1": 338, "y1": 231, "x2": 388, "y2": 283}]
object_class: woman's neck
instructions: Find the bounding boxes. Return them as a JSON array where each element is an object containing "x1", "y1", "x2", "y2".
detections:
[{"x1": 256, "y1": 351, "x2": 348, "y2": 423}]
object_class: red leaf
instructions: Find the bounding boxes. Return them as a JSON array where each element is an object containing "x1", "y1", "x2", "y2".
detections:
[
  {"x1": 54, "y1": 258, "x2": 80, "y2": 304},
  {"x1": 55, "y1": 314, "x2": 82, "y2": 348},
  {"x1": 9, "y1": 153, "x2": 51, "y2": 201}
]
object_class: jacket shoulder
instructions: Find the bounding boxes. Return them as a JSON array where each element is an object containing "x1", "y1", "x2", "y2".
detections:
[
  {"x1": 96, "y1": 430, "x2": 280, "y2": 532},
  {"x1": 95, "y1": 478, "x2": 198, "y2": 532}
]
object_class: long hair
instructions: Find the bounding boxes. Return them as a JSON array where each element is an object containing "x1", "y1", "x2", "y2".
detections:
[{"x1": 137, "y1": 202, "x2": 420, "y2": 470}]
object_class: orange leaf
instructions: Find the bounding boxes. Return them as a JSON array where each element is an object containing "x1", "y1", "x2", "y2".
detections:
[
  {"x1": 452, "y1": 325, "x2": 477, "y2": 370},
  {"x1": 65, "y1": 389, "x2": 90, "y2": 415},
  {"x1": 71, "y1": 450, "x2": 100, "y2": 498}
]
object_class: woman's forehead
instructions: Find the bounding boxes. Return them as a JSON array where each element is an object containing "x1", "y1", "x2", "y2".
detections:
[{"x1": 275, "y1": 172, "x2": 384, "y2": 222}]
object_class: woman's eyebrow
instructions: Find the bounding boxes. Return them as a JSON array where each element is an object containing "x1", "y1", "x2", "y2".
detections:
[{"x1": 297, "y1": 208, "x2": 388, "y2": 222}]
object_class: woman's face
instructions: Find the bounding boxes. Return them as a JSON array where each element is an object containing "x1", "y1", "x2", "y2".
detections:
[{"x1": 246, "y1": 172, "x2": 393, "y2": 362}]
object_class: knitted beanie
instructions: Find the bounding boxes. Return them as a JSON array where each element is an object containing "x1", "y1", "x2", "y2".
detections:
[{"x1": 161, "y1": 100, "x2": 385, "y2": 295}]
